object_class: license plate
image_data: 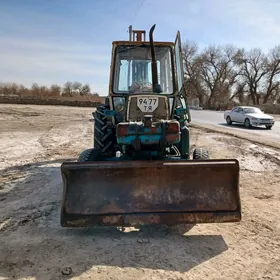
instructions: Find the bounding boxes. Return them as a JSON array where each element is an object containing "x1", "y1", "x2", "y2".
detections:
[{"x1": 137, "y1": 97, "x2": 159, "y2": 113}]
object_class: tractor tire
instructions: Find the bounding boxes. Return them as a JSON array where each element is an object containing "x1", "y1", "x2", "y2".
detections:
[
  {"x1": 93, "y1": 104, "x2": 115, "y2": 157},
  {"x1": 78, "y1": 148, "x2": 104, "y2": 162},
  {"x1": 193, "y1": 148, "x2": 209, "y2": 160}
]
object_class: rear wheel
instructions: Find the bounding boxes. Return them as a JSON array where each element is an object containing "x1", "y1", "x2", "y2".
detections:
[
  {"x1": 193, "y1": 148, "x2": 209, "y2": 160},
  {"x1": 226, "y1": 116, "x2": 232, "y2": 125},
  {"x1": 93, "y1": 104, "x2": 115, "y2": 157},
  {"x1": 78, "y1": 148, "x2": 104, "y2": 162}
]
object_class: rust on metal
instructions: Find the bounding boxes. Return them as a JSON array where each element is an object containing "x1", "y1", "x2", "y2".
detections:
[
  {"x1": 132, "y1": 30, "x2": 146, "y2": 42},
  {"x1": 60, "y1": 159, "x2": 241, "y2": 227},
  {"x1": 62, "y1": 212, "x2": 241, "y2": 227}
]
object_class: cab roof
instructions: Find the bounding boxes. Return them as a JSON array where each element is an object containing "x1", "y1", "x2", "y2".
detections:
[{"x1": 112, "y1": 41, "x2": 175, "y2": 47}]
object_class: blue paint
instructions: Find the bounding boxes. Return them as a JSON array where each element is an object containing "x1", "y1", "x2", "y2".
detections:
[
  {"x1": 125, "y1": 124, "x2": 162, "y2": 134},
  {"x1": 104, "y1": 109, "x2": 116, "y2": 117},
  {"x1": 117, "y1": 122, "x2": 180, "y2": 145},
  {"x1": 175, "y1": 107, "x2": 186, "y2": 116},
  {"x1": 118, "y1": 134, "x2": 162, "y2": 145}
]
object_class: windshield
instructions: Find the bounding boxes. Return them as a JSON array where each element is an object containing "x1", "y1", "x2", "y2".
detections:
[
  {"x1": 113, "y1": 45, "x2": 174, "y2": 94},
  {"x1": 244, "y1": 108, "x2": 262, "y2": 114}
]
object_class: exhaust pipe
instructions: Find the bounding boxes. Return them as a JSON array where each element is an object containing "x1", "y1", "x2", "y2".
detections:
[{"x1": 149, "y1": 24, "x2": 161, "y2": 93}]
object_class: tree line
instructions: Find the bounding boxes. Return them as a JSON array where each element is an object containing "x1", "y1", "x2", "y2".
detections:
[
  {"x1": 0, "y1": 81, "x2": 100, "y2": 98},
  {"x1": 182, "y1": 41, "x2": 280, "y2": 108},
  {"x1": 1, "y1": 41, "x2": 280, "y2": 108}
]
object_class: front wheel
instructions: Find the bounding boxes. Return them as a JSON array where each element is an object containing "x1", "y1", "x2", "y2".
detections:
[
  {"x1": 244, "y1": 118, "x2": 251, "y2": 129},
  {"x1": 265, "y1": 125, "x2": 272, "y2": 130},
  {"x1": 78, "y1": 148, "x2": 104, "y2": 162},
  {"x1": 193, "y1": 148, "x2": 210, "y2": 160}
]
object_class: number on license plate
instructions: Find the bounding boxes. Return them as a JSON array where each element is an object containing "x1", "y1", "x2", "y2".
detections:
[{"x1": 137, "y1": 97, "x2": 159, "y2": 112}]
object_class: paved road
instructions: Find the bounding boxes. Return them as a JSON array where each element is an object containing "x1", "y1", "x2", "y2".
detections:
[{"x1": 190, "y1": 109, "x2": 280, "y2": 141}]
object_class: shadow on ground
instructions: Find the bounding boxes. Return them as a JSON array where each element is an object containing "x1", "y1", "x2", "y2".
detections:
[
  {"x1": 1, "y1": 225, "x2": 228, "y2": 278},
  {"x1": 0, "y1": 158, "x2": 229, "y2": 279}
]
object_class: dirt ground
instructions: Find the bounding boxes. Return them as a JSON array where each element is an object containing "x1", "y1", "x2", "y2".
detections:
[{"x1": 1, "y1": 104, "x2": 280, "y2": 280}]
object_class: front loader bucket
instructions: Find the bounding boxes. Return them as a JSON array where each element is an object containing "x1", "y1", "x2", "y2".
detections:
[{"x1": 60, "y1": 159, "x2": 241, "y2": 227}]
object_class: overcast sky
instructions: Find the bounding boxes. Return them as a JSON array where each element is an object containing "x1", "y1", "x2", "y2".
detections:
[{"x1": 1, "y1": 0, "x2": 280, "y2": 96}]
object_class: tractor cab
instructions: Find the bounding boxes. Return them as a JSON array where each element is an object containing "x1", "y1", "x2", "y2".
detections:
[
  {"x1": 112, "y1": 41, "x2": 174, "y2": 94},
  {"x1": 107, "y1": 25, "x2": 189, "y2": 124}
]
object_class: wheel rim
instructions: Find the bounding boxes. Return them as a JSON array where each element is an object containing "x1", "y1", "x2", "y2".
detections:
[{"x1": 245, "y1": 119, "x2": 250, "y2": 127}]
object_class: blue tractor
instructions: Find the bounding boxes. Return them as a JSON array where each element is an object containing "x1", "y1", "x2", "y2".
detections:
[{"x1": 60, "y1": 25, "x2": 241, "y2": 228}]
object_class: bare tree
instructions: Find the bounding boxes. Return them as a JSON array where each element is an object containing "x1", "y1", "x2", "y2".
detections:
[
  {"x1": 237, "y1": 48, "x2": 268, "y2": 105},
  {"x1": 262, "y1": 45, "x2": 280, "y2": 104},
  {"x1": 182, "y1": 40, "x2": 206, "y2": 105},
  {"x1": 38, "y1": 86, "x2": 49, "y2": 97},
  {"x1": 62, "y1": 82, "x2": 73, "y2": 97},
  {"x1": 0, "y1": 83, "x2": 20, "y2": 96},
  {"x1": 31, "y1": 83, "x2": 40, "y2": 97},
  {"x1": 80, "y1": 84, "x2": 91, "y2": 96},
  {"x1": 49, "y1": 84, "x2": 61, "y2": 97},
  {"x1": 0, "y1": 81, "x2": 98, "y2": 99},
  {"x1": 229, "y1": 82, "x2": 248, "y2": 103},
  {"x1": 72, "y1": 81, "x2": 83, "y2": 95},
  {"x1": 17, "y1": 84, "x2": 29, "y2": 97},
  {"x1": 198, "y1": 44, "x2": 242, "y2": 107}
]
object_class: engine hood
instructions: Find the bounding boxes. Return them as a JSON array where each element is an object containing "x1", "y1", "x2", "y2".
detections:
[{"x1": 246, "y1": 113, "x2": 273, "y2": 119}]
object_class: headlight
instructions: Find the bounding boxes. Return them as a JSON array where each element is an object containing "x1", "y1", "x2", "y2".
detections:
[
  {"x1": 115, "y1": 103, "x2": 124, "y2": 112},
  {"x1": 113, "y1": 97, "x2": 125, "y2": 112}
]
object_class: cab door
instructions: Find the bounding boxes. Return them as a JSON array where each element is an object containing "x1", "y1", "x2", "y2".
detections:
[
  {"x1": 174, "y1": 31, "x2": 184, "y2": 94},
  {"x1": 174, "y1": 31, "x2": 190, "y2": 121}
]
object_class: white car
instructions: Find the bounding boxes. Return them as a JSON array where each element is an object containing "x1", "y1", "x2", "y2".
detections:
[{"x1": 224, "y1": 106, "x2": 275, "y2": 129}]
